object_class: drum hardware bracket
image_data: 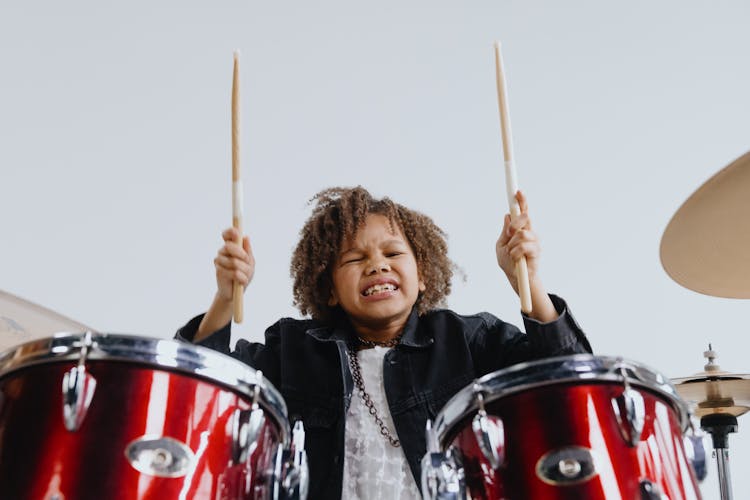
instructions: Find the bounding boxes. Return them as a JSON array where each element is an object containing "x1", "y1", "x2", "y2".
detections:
[
  {"x1": 125, "y1": 435, "x2": 195, "y2": 478},
  {"x1": 283, "y1": 421, "x2": 310, "y2": 500},
  {"x1": 611, "y1": 362, "x2": 645, "y2": 447},
  {"x1": 420, "y1": 419, "x2": 466, "y2": 500},
  {"x1": 269, "y1": 420, "x2": 310, "y2": 500},
  {"x1": 62, "y1": 330, "x2": 98, "y2": 432},
  {"x1": 535, "y1": 446, "x2": 598, "y2": 486},
  {"x1": 701, "y1": 413, "x2": 738, "y2": 500},
  {"x1": 233, "y1": 370, "x2": 267, "y2": 464},
  {"x1": 471, "y1": 389, "x2": 504, "y2": 469}
]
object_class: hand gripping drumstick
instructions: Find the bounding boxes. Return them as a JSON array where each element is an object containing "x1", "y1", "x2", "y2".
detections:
[
  {"x1": 494, "y1": 42, "x2": 532, "y2": 314},
  {"x1": 231, "y1": 50, "x2": 244, "y2": 323}
]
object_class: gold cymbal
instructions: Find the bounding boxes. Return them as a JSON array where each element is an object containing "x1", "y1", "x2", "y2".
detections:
[
  {"x1": 660, "y1": 150, "x2": 750, "y2": 298},
  {"x1": 0, "y1": 290, "x2": 92, "y2": 352},
  {"x1": 672, "y1": 374, "x2": 750, "y2": 418}
]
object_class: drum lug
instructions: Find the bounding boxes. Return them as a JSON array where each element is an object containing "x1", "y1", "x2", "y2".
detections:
[
  {"x1": 420, "y1": 419, "x2": 467, "y2": 500},
  {"x1": 233, "y1": 406, "x2": 266, "y2": 463},
  {"x1": 471, "y1": 391, "x2": 504, "y2": 469},
  {"x1": 611, "y1": 363, "x2": 645, "y2": 446},
  {"x1": 640, "y1": 478, "x2": 670, "y2": 499},
  {"x1": 283, "y1": 421, "x2": 310, "y2": 500},
  {"x1": 233, "y1": 371, "x2": 267, "y2": 464},
  {"x1": 62, "y1": 331, "x2": 97, "y2": 432},
  {"x1": 683, "y1": 424, "x2": 708, "y2": 482},
  {"x1": 268, "y1": 421, "x2": 309, "y2": 500}
]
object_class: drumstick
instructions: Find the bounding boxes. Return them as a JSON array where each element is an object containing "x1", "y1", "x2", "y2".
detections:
[
  {"x1": 494, "y1": 41, "x2": 532, "y2": 314},
  {"x1": 232, "y1": 50, "x2": 244, "y2": 323}
]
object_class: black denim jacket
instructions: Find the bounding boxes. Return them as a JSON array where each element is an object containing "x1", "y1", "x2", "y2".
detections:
[{"x1": 176, "y1": 295, "x2": 591, "y2": 499}]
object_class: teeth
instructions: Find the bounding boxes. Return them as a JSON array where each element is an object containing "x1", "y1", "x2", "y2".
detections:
[{"x1": 364, "y1": 283, "x2": 397, "y2": 296}]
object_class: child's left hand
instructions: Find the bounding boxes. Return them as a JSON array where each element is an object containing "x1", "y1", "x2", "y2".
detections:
[{"x1": 495, "y1": 190, "x2": 541, "y2": 295}]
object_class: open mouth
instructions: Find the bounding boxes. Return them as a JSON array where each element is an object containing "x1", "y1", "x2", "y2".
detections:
[{"x1": 362, "y1": 283, "x2": 398, "y2": 296}]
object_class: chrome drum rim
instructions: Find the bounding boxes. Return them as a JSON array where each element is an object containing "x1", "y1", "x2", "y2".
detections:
[{"x1": 433, "y1": 354, "x2": 690, "y2": 448}]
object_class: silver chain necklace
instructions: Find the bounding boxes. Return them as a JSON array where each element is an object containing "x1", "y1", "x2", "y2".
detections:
[{"x1": 347, "y1": 339, "x2": 401, "y2": 447}]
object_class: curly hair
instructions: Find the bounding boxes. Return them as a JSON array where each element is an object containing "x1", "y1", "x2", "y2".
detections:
[{"x1": 290, "y1": 186, "x2": 454, "y2": 322}]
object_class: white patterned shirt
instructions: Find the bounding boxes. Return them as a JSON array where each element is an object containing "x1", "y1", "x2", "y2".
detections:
[{"x1": 342, "y1": 346, "x2": 421, "y2": 499}]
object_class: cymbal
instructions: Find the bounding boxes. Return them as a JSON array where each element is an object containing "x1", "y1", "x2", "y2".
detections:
[
  {"x1": 673, "y1": 373, "x2": 750, "y2": 418},
  {"x1": 660, "y1": 150, "x2": 750, "y2": 298},
  {"x1": 673, "y1": 345, "x2": 750, "y2": 417},
  {"x1": 0, "y1": 290, "x2": 93, "y2": 352}
]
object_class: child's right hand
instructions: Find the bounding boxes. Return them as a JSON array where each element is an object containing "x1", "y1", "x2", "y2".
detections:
[
  {"x1": 214, "y1": 227, "x2": 255, "y2": 302},
  {"x1": 196, "y1": 227, "x2": 255, "y2": 340}
]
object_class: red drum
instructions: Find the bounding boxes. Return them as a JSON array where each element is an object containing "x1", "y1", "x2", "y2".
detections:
[
  {"x1": 422, "y1": 355, "x2": 702, "y2": 500},
  {"x1": 0, "y1": 332, "x2": 307, "y2": 500}
]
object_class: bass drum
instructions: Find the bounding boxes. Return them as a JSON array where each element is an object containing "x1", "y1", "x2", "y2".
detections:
[
  {"x1": 0, "y1": 332, "x2": 307, "y2": 500},
  {"x1": 422, "y1": 355, "x2": 702, "y2": 500}
]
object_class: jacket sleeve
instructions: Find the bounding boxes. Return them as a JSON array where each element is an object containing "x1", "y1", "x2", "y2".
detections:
[
  {"x1": 469, "y1": 294, "x2": 592, "y2": 376},
  {"x1": 175, "y1": 314, "x2": 282, "y2": 388}
]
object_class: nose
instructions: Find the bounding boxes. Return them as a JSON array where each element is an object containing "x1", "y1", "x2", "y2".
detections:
[{"x1": 366, "y1": 259, "x2": 391, "y2": 274}]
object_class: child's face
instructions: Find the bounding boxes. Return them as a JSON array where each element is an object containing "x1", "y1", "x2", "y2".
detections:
[{"x1": 329, "y1": 213, "x2": 425, "y2": 332}]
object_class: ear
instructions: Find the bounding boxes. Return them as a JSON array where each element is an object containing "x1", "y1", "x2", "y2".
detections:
[
  {"x1": 418, "y1": 279, "x2": 426, "y2": 293},
  {"x1": 328, "y1": 288, "x2": 339, "y2": 306}
]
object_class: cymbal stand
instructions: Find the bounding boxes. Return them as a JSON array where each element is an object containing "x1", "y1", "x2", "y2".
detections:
[{"x1": 700, "y1": 413, "x2": 738, "y2": 500}]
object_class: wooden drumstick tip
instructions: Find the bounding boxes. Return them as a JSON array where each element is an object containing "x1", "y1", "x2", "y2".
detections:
[{"x1": 233, "y1": 49, "x2": 241, "y2": 59}]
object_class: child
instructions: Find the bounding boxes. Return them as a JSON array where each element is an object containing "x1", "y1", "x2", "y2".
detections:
[{"x1": 177, "y1": 186, "x2": 591, "y2": 499}]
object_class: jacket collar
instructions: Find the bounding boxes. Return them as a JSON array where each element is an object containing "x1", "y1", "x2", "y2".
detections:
[{"x1": 305, "y1": 307, "x2": 433, "y2": 348}]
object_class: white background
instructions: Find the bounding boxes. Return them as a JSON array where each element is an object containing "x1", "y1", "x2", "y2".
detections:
[{"x1": 2, "y1": 1, "x2": 749, "y2": 497}]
